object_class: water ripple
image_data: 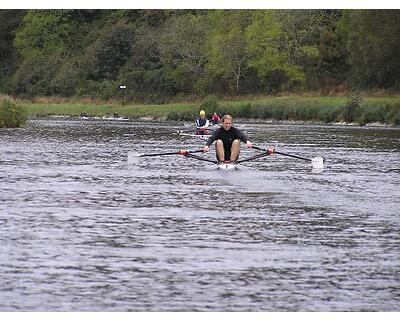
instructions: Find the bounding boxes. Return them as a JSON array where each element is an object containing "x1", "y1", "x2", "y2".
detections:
[{"x1": 0, "y1": 119, "x2": 399, "y2": 311}]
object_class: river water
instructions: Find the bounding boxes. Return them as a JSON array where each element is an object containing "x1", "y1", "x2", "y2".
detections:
[{"x1": 0, "y1": 118, "x2": 399, "y2": 311}]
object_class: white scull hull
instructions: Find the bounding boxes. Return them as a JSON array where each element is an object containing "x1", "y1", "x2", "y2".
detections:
[{"x1": 217, "y1": 163, "x2": 237, "y2": 171}]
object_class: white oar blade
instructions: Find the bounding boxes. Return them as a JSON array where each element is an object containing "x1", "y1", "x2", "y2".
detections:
[
  {"x1": 311, "y1": 156, "x2": 324, "y2": 169},
  {"x1": 128, "y1": 152, "x2": 141, "y2": 164}
]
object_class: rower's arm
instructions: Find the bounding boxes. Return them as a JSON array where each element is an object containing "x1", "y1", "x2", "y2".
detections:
[
  {"x1": 206, "y1": 128, "x2": 219, "y2": 146},
  {"x1": 234, "y1": 128, "x2": 252, "y2": 147},
  {"x1": 235, "y1": 127, "x2": 249, "y2": 143}
]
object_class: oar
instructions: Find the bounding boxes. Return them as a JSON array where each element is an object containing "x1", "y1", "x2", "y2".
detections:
[
  {"x1": 236, "y1": 151, "x2": 271, "y2": 164},
  {"x1": 139, "y1": 149, "x2": 203, "y2": 157},
  {"x1": 185, "y1": 153, "x2": 220, "y2": 164},
  {"x1": 128, "y1": 149, "x2": 204, "y2": 164},
  {"x1": 252, "y1": 145, "x2": 324, "y2": 169}
]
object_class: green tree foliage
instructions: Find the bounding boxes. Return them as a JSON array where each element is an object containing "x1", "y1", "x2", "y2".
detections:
[
  {"x1": 1, "y1": 9, "x2": 400, "y2": 102},
  {"x1": 312, "y1": 29, "x2": 348, "y2": 91},
  {"x1": 276, "y1": 10, "x2": 326, "y2": 65},
  {"x1": 11, "y1": 10, "x2": 102, "y2": 96},
  {"x1": 339, "y1": 10, "x2": 400, "y2": 89},
  {"x1": 199, "y1": 95, "x2": 220, "y2": 114},
  {"x1": 275, "y1": 10, "x2": 346, "y2": 91},
  {"x1": 14, "y1": 10, "x2": 84, "y2": 59},
  {"x1": 118, "y1": 25, "x2": 174, "y2": 103},
  {"x1": 342, "y1": 93, "x2": 362, "y2": 122},
  {"x1": 246, "y1": 10, "x2": 303, "y2": 92},
  {"x1": 159, "y1": 13, "x2": 210, "y2": 95},
  {"x1": 206, "y1": 10, "x2": 253, "y2": 94},
  {"x1": 11, "y1": 55, "x2": 62, "y2": 96},
  {"x1": 0, "y1": 10, "x2": 25, "y2": 91},
  {"x1": 86, "y1": 22, "x2": 135, "y2": 81},
  {"x1": 307, "y1": 10, "x2": 347, "y2": 91}
]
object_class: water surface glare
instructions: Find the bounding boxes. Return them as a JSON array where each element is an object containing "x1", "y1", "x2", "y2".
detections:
[{"x1": 0, "y1": 118, "x2": 399, "y2": 311}]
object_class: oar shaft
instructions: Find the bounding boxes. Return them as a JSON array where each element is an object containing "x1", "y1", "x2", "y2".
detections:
[
  {"x1": 237, "y1": 152, "x2": 271, "y2": 164},
  {"x1": 185, "y1": 153, "x2": 219, "y2": 164},
  {"x1": 139, "y1": 149, "x2": 204, "y2": 157},
  {"x1": 274, "y1": 151, "x2": 311, "y2": 162},
  {"x1": 140, "y1": 151, "x2": 180, "y2": 157},
  {"x1": 252, "y1": 146, "x2": 311, "y2": 162}
]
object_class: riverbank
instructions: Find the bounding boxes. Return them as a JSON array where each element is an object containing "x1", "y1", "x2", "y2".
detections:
[{"x1": 18, "y1": 95, "x2": 400, "y2": 126}]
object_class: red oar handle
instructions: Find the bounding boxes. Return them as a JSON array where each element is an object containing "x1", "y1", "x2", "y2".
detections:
[
  {"x1": 179, "y1": 149, "x2": 204, "y2": 155},
  {"x1": 252, "y1": 145, "x2": 275, "y2": 155}
]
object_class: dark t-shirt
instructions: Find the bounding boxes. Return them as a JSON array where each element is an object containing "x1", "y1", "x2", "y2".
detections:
[{"x1": 206, "y1": 126, "x2": 248, "y2": 150}]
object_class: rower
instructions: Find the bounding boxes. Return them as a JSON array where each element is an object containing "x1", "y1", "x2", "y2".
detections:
[
  {"x1": 211, "y1": 112, "x2": 221, "y2": 125},
  {"x1": 203, "y1": 114, "x2": 252, "y2": 163},
  {"x1": 195, "y1": 110, "x2": 209, "y2": 135}
]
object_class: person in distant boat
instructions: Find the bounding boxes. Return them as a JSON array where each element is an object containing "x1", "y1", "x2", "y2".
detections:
[
  {"x1": 203, "y1": 114, "x2": 252, "y2": 163},
  {"x1": 195, "y1": 110, "x2": 210, "y2": 135},
  {"x1": 211, "y1": 112, "x2": 221, "y2": 125}
]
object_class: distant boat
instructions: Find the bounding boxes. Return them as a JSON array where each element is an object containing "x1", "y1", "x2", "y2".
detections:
[
  {"x1": 176, "y1": 130, "x2": 211, "y2": 140},
  {"x1": 101, "y1": 114, "x2": 130, "y2": 121}
]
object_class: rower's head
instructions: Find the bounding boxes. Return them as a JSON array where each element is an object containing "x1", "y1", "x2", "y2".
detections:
[
  {"x1": 199, "y1": 110, "x2": 206, "y2": 118},
  {"x1": 221, "y1": 114, "x2": 233, "y2": 131}
]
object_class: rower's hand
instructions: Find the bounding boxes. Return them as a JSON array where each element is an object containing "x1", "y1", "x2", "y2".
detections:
[
  {"x1": 203, "y1": 145, "x2": 209, "y2": 153},
  {"x1": 246, "y1": 141, "x2": 253, "y2": 148},
  {"x1": 267, "y1": 147, "x2": 275, "y2": 155}
]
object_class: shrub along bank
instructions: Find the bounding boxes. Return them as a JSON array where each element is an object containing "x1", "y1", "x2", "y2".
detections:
[
  {"x1": 20, "y1": 95, "x2": 400, "y2": 126},
  {"x1": 0, "y1": 97, "x2": 27, "y2": 128},
  {"x1": 166, "y1": 95, "x2": 400, "y2": 126}
]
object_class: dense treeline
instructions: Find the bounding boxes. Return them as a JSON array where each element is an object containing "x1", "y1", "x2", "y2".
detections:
[{"x1": 1, "y1": 9, "x2": 400, "y2": 103}]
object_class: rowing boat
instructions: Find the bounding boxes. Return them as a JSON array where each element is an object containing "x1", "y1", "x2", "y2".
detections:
[
  {"x1": 177, "y1": 131, "x2": 211, "y2": 141},
  {"x1": 129, "y1": 146, "x2": 324, "y2": 170},
  {"x1": 217, "y1": 162, "x2": 237, "y2": 171},
  {"x1": 177, "y1": 132, "x2": 211, "y2": 140}
]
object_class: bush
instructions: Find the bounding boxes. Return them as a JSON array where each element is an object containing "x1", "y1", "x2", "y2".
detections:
[
  {"x1": 320, "y1": 105, "x2": 342, "y2": 123},
  {"x1": 342, "y1": 94, "x2": 362, "y2": 123},
  {"x1": 199, "y1": 95, "x2": 220, "y2": 114},
  {"x1": 166, "y1": 110, "x2": 196, "y2": 121},
  {"x1": 358, "y1": 104, "x2": 386, "y2": 125},
  {"x1": 0, "y1": 97, "x2": 27, "y2": 128},
  {"x1": 214, "y1": 105, "x2": 234, "y2": 118},
  {"x1": 385, "y1": 102, "x2": 400, "y2": 126},
  {"x1": 236, "y1": 103, "x2": 252, "y2": 118}
]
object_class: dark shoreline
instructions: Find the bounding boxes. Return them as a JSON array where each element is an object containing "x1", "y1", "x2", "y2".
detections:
[{"x1": 27, "y1": 114, "x2": 400, "y2": 129}]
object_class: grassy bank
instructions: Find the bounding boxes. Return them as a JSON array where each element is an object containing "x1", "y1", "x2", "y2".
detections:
[{"x1": 19, "y1": 95, "x2": 400, "y2": 126}]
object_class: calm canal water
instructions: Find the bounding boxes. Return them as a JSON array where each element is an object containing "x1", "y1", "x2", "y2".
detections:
[{"x1": 0, "y1": 118, "x2": 399, "y2": 311}]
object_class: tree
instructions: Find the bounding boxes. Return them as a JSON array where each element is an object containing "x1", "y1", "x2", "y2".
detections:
[
  {"x1": 159, "y1": 13, "x2": 210, "y2": 94},
  {"x1": 276, "y1": 10, "x2": 327, "y2": 65},
  {"x1": 118, "y1": 25, "x2": 175, "y2": 103},
  {"x1": 246, "y1": 10, "x2": 304, "y2": 92},
  {"x1": 312, "y1": 29, "x2": 348, "y2": 91},
  {"x1": 14, "y1": 10, "x2": 84, "y2": 59},
  {"x1": 11, "y1": 10, "x2": 98, "y2": 96},
  {"x1": 86, "y1": 21, "x2": 135, "y2": 81},
  {"x1": 339, "y1": 10, "x2": 400, "y2": 89},
  {"x1": 0, "y1": 10, "x2": 25, "y2": 91},
  {"x1": 206, "y1": 10, "x2": 253, "y2": 94}
]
